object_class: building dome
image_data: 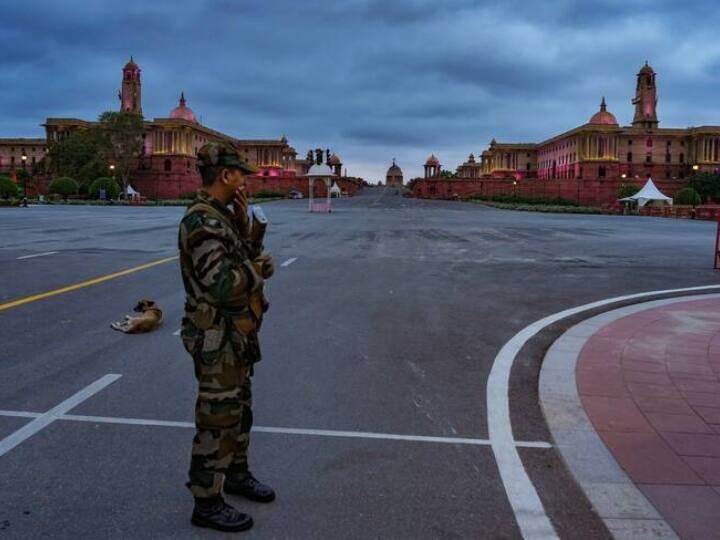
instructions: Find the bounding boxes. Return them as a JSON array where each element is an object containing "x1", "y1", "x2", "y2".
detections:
[
  {"x1": 169, "y1": 92, "x2": 198, "y2": 123},
  {"x1": 425, "y1": 154, "x2": 440, "y2": 166},
  {"x1": 386, "y1": 159, "x2": 402, "y2": 176},
  {"x1": 327, "y1": 153, "x2": 342, "y2": 166},
  {"x1": 589, "y1": 97, "x2": 618, "y2": 125},
  {"x1": 386, "y1": 159, "x2": 403, "y2": 187}
]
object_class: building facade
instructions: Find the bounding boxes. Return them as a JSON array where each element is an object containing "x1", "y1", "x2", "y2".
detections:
[
  {"x1": 415, "y1": 63, "x2": 720, "y2": 205},
  {"x1": 0, "y1": 139, "x2": 46, "y2": 176},
  {"x1": 41, "y1": 58, "x2": 361, "y2": 198}
]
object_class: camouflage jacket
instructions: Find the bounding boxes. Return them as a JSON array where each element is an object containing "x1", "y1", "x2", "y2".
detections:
[{"x1": 178, "y1": 190, "x2": 264, "y2": 364}]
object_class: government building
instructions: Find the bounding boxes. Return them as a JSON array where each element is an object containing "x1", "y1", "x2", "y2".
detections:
[
  {"x1": 3, "y1": 58, "x2": 362, "y2": 198},
  {"x1": 414, "y1": 63, "x2": 720, "y2": 204}
]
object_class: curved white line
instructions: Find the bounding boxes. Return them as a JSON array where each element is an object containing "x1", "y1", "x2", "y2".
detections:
[{"x1": 487, "y1": 284, "x2": 720, "y2": 539}]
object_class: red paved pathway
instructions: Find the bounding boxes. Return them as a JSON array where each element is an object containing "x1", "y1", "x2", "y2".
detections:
[{"x1": 578, "y1": 298, "x2": 720, "y2": 539}]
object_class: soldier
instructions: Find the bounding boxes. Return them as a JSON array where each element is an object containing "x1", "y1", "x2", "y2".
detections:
[{"x1": 178, "y1": 141, "x2": 276, "y2": 532}]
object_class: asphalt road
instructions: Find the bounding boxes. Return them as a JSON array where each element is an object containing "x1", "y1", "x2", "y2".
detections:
[{"x1": 0, "y1": 188, "x2": 718, "y2": 539}]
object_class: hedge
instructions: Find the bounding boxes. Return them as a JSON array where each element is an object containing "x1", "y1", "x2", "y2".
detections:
[
  {"x1": 674, "y1": 187, "x2": 702, "y2": 206},
  {"x1": 49, "y1": 177, "x2": 80, "y2": 199},
  {"x1": 88, "y1": 177, "x2": 121, "y2": 199}
]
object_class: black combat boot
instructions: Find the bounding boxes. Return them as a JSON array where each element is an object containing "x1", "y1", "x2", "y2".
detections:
[
  {"x1": 191, "y1": 495, "x2": 253, "y2": 532},
  {"x1": 224, "y1": 471, "x2": 276, "y2": 502}
]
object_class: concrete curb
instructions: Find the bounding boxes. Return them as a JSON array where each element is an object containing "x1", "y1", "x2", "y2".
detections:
[{"x1": 540, "y1": 293, "x2": 720, "y2": 540}]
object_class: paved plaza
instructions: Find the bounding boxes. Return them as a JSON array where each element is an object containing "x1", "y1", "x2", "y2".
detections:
[{"x1": 1, "y1": 187, "x2": 720, "y2": 538}]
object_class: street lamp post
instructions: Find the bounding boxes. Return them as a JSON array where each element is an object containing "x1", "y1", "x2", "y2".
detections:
[
  {"x1": 691, "y1": 164, "x2": 700, "y2": 218},
  {"x1": 21, "y1": 153, "x2": 27, "y2": 207}
]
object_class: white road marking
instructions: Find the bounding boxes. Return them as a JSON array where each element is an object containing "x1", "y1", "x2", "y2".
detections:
[
  {"x1": 488, "y1": 284, "x2": 720, "y2": 539},
  {"x1": 0, "y1": 374, "x2": 121, "y2": 457},
  {"x1": 173, "y1": 329, "x2": 181, "y2": 336},
  {"x1": 281, "y1": 257, "x2": 298, "y2": 267},
  {"x1": 16, "y1": 251, "x2": 58, "y2": 260},
  {"x1": 0, "y1": 409, "x2": 551, "y2": 448}
]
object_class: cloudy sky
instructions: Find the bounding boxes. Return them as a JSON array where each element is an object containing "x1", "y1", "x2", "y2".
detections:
[{"x1": 2, "y1": 0, "x2": 720, "y2": 181}]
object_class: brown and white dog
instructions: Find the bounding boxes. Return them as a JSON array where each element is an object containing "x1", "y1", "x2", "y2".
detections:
[{"x1": 110, "y1": 299, "x2": 164, "y2": 334}]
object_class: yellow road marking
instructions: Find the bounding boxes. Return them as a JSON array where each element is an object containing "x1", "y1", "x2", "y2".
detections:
[{"x1": 0, "y1": 255, "x2": 178, "y2": 312}]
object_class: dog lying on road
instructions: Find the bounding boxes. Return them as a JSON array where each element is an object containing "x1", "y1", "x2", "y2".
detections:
[{"x1": 110, "y1": 299, "x2": 164, "y2": 334}]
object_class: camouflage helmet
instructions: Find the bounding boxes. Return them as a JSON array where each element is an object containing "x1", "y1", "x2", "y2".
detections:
[{"x1": 197, "y1": 141, "x2": 258, "y2": 174}]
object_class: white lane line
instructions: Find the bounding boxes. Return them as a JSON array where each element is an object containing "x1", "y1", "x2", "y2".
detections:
[
  {"x1": 0, "y1": 374, "x2": 121, "y2": 458},
  {"x1": 173, "y1": 329, "x2": 181, "y2": 336},
  {"x1": 488, "y1": 284, "x2": 720, "y2": 540},
  {"x1": 0, "y1": 410, "x2": 551, "y2": 448},
  {"x1": 16, "y1": 251, "x2": 58, "y2": 260},
  {"x1": 281, "y1": 257, "x2": 298, "y2": 267}
]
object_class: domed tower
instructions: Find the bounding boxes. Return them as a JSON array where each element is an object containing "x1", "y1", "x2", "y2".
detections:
[
  {"x1": 589, "y1": 97, "x2": 618, "y2": 125},
  {"x1": 169, "y1": 92, "x2": 198, "y2": 123},
  {"x1": 424, "y1": 154, "x2": 441, "y2": 178},
  {"x1": 386, "y1": 159, "x2": 403, "y2": 187},
  {"x1": 120, "y1": 57, "x2": 142, "y2": 115},
  {"x1": 327, "y1": 153, "x2": 342, "y2": 176},
  {"x1": 632, "y1": 61, "x2": 658, "y2": 129}
]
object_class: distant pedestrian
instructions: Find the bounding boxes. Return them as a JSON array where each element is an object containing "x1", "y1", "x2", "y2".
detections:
[{"x1": 178, "y1": 142, "x2": 275, "y2": 532}]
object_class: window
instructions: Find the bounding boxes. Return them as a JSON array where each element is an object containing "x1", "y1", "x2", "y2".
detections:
[
  {"x1": 164, "y1": 159, "x2": 171, "y2": 172},
  {"x1": 628, "y1": 140, "x2": 632, "y2": 145},
  {"x1": 645, "y1": 154, "x2": 652, "y2": 164},
  {"x1": 680, "y1": 153, "x2": 684, "y2": 164},
  {"x1": 10, "y1": 156, "x2": 15, "y2": 165},
  {"x1": 32, "y1": 156, "x2": 36, "y2": 164},
  {"x1": 666, "y1": 141, "x2": 671, "y2": 147},
  {"x1": 665, "y1": 153, "x2": 671, "y2": 163},
  {"x1": 646, "y1": 137, "x2": 653, "y2": 147},
  {"x1": 627, "y1": 152, "x2": 633, "y2": 162},
  {"x1": 598, "y1": 166, "x2": 606, "y2": 177}
]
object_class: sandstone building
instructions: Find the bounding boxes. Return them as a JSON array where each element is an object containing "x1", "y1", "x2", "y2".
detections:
[{"x1": 413, "y1": 62, "x2": 720, "y2": 204}]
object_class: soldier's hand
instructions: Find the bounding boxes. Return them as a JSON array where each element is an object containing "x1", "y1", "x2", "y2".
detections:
[
  {"x1": 253, "y1": 253, "x2": 274, "y2": 279},
  {"x1": 232, "y1": 186, "x2": 250, "y2": 238}
]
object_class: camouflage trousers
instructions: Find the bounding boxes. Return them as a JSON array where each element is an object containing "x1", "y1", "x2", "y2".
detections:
[{"x1": 186, "y1": 342, "x2": 254, "y2": 499}]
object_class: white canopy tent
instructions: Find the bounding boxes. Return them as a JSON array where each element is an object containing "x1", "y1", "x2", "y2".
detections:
[
  {"x1": 330, "y1": 181, "x2": 342, "y2": 198},
  {"x1": 620, "y1": 178, "x2": 673, "y2": 207},
  {"x1": 126, "y1": 184, "x2": 141, "y2": 198}
]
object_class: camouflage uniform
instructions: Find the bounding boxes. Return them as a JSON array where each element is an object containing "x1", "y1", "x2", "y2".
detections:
[{"x1": 179, "y1": 150, "x2": 266, "y2": 499}]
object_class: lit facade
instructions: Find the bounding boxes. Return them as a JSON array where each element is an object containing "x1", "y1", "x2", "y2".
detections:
[
  {"x1": 462, "y1": 63, "x2": 720, "y2": 183},
  {"x1": 0, "y1": 139, "x2": 46, "y2": 175},
  {"x1": 43, "y1": 58, "x2": 310, "y2": 198}
]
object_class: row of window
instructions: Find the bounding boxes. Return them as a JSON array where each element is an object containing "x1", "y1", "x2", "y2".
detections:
[
  {"x1": 0, "y1": 156, "x2": 37, "y2": 166},
  {"x1": 626, "y1": 152, "x2": 685, "y2": 163},
  {"x1": 1, "y1": 147, "x2": 42, "y2": 153}
]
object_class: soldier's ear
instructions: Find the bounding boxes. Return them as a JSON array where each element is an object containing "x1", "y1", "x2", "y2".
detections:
[{"x1": 219, "y1": 168, "x2": 233, "y2": 186}]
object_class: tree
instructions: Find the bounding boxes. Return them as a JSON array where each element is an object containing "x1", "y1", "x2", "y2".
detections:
[
  {"x1": 88, "y1": 177, "x2": 121, "y2": 199},
  {"x1": 675, "y1": 187, "x2": 702, "y2": 206},
  {"x1": 0, "y1": 176, "x2": 17, "y2": 198},
  {"x1": 440, "y1": 169, "x2": 456, "y2": 178},
  {"x1": 617, "y1": 184, "x2": 640, "y2": 199},
  {"x1": 46, "y1": 128, "x2": 111, "y2": 189},
  {"x1": 49, "y1": 177, "x2": 80, "y2": 200},
  {"x1": 690, "y1": 172, "x2": 720, "y2": 203},
  {"x1": 98, "y1": 111, "x2": 144, "y2": 199}
]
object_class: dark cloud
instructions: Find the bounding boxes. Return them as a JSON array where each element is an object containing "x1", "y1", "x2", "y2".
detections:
[{"x1": 1, "y1": 0, "x2": 719, "y2": 180}]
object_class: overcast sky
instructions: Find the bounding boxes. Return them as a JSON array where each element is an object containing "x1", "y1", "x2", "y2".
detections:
[{"x1": 2, "y1": 0, "x2": 720, "y2": 181}]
